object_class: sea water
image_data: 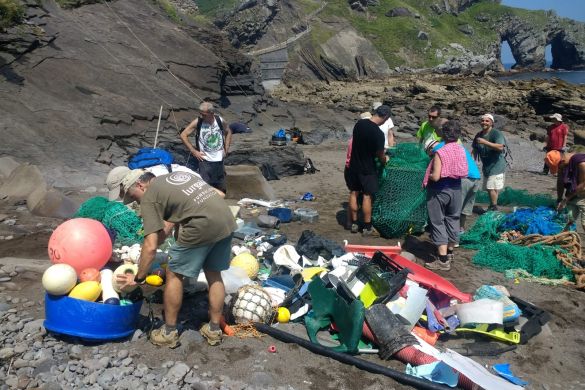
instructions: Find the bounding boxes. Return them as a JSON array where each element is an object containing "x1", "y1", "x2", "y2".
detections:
[
  {"x1": 498, "y1": 70, "x2": 585, "y2": 85},
  {"x1": 498, "y1": 62, "x2": 585, "y2": 85}
]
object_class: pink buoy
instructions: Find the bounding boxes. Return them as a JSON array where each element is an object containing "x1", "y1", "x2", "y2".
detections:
[{"x1": 48, "y1": 218, "x2": 112, "y2": 275}]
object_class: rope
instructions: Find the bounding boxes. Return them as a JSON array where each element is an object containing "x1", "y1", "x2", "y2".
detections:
[
  {"x1": 509, "y1": 231, "x2": 585, "y2": 289},
  {"x1": 229, "y1": 324, "x2": 264, "y2": 339}
]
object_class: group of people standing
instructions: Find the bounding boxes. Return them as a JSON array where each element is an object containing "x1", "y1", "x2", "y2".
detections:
[{"x1": 345, "y1": 104, "x2": 509, "y2": 271}]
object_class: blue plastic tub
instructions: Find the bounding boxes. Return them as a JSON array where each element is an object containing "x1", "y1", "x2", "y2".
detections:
[
  {"x1": 268, "y1": 207, "x2": 292, "y2": 223},
  {"x1": 44, "y1": 293, "x2": 143, "y2": 340}
]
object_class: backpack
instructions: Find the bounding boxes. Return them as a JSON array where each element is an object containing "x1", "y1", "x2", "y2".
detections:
[
  {"x1": 128, "y1": 147, "x2": 174, "y2": 171},
  {"x1": 194, "y1": 115, "x2": 225, "y2": 151}
]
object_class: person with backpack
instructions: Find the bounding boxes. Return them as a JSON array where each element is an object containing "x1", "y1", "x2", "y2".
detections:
[
  {"x1": 472, "y1": 113, "x2": 507, "y2": 211},
  {"x1": 180, "y1": 102, "x2": 232, "y2": 193}
]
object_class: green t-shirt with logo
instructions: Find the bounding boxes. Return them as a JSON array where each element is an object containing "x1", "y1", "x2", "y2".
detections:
[
  {"x1": 140, "y1": 172, "x2": 236, "y2": 247},
  {"x1": 416, "y1": 121, "x2": 441, "y2": 143},
  {"x1": 474, "y1": 129, "x2": 506, "y2": 176}
]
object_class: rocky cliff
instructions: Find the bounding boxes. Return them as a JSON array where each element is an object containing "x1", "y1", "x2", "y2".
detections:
[
  {"x1": 0, "y1": 0, "x2": 262, "y2": 187},
  {"x1": 202, "y1": 0, "x2": 585, "y2": 81}
]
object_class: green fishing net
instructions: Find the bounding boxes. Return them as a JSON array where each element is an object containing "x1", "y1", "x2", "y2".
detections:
[
  {"x1": 472, "y1": 242, "x2": 574, "y2": 280},
  {"x1": 74, "y1": 197, "x2": 144, "y2": 245},
  {"x1": 475, "y1": 187, "x2": 555, "y2": 207},
  {"x1": 462, "y1": 208, "x2": 574, "y2": 281},
  {"x1": 460, "y1": 211, "x2": 505, "y2": 249},
  {"x1": 372, "y1": 143, "x2": 430, "y2": 238}
]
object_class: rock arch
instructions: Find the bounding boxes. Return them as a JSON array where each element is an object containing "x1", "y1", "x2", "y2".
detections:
[{"x1": 498, "y1": 15, "x2": 585, "y2": 70}]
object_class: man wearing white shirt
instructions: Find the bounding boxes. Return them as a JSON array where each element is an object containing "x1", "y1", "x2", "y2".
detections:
[
  {"x1": 180, "y1": 102, "x2": 232, "y2": 193},
  {"x1": 372, "y1": 102, "x2": 395, "y2": 149}
]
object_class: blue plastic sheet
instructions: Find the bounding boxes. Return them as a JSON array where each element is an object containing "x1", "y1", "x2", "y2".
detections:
[
  {"x1": 492, "y1": 363, "x2": 529, "y2": 387},
  {"x1": 406, "y1": 361, "x2": 459, "y2": 387}
]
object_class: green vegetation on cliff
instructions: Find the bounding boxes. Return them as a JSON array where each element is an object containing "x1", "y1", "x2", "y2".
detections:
[
  {"x1": 315, "y1": 0, "x2": 550, "y2": 68},
  {"x1": 0, "y1": 0, "x2": 24, "y2": 29},
  {"x1": 194, "y1": 0, "x2": 558, "y2": 69}
]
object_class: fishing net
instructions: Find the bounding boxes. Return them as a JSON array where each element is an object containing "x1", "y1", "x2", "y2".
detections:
[
  {"x1": 472, "y1": 242, "x2": 574, "y2": 280},
  {"x1": 499, "y1": 206, "x2": 569, "y2": 236},
  {"x1": 462, "y1": 206, "x2": 575, "y2": 281},
  {"x1": 372, "y1": 143, "x2": 430, "y2": 238},
  {"x1": 461, "y1": 207, "x2": 570, "y2": 249},
  {"x1": 74, "y1": 197, "x2": 144, "y2": 245},
  {"x1": 460, "y1": 211, "x2": 505, "y2": 249},
  {"x1": 475, "y1": 187, "x2": 555, "y2": 207}
]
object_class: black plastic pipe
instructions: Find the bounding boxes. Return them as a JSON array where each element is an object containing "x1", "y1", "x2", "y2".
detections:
[{"x1": 255, "y1": 323, "x2": 453, "y2": 390}]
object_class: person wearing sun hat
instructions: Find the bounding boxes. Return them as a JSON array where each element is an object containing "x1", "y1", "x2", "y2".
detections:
[
  {"x1": 115, "y1": 168, "x2": 234, "y2": 348},
  {"x1": 542, "y1": 113, "x2": 569, "y2": 175},
  {"x1": 472, "y1": 113, "x2": 507, "y2": 211},
  {"x1": 106, "y1": 166, "x2": 131, "y2": 201},
  {"x1": 106, "y1": 163, "x2": 199, "y2": 202}
]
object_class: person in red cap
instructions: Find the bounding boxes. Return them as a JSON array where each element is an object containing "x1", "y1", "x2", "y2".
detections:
[{"x1": 542, "y1": 113, "x2": 569, "y2": 175}]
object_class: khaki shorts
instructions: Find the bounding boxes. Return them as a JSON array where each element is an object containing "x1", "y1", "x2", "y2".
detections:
[
  {"x1": 567, "y1": 198, "x2": 585, "y2": 229},
  {"x1": 483, "y1": 173, "x2": 505, "y2": 191}
]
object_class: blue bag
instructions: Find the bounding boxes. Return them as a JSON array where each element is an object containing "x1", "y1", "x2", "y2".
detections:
[{"x1": 128, "y1": 147, "x2": 174, "y2": 170}]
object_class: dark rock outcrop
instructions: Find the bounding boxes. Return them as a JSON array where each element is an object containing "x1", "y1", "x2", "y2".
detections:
[
  {"x1": 215, "y1": 0, "x2": 279, "y2": 48},
  {"x1": 385, "y1": 7, "x2": 413, "y2": 18},
  {"x1": 224, "y1": 145, "x2": 306, "y2": 179},
  {"x1": 0, "y1": 0, "x2": 262, "y2": 187},
  {"x1": 432, "y1": 0, "x2": 501, "y2": 15}
]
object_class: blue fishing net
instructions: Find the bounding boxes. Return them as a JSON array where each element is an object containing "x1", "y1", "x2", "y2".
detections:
[
  {"x1": 499, "y1": 206, "x2": 571, "y2": 236},
  {"x1": 463, "y1": 207, "x2": 575, "y2": 280}
]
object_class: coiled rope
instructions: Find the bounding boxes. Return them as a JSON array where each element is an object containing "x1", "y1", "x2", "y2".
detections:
[{"x1": 510, "y1": 231, "x2": 585, "y2": 289}]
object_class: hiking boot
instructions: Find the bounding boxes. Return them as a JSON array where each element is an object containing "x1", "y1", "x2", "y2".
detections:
[
  {"x1": 200, "y1": 323, "x2": 223, "y2": 346},
  {"x1": 150, "y1": 326, "x2": 179, "y2": 348},
  {"x1": 350, "y1": 223, "x2": 359, "y2": 234},
  {"x1": 425, "y1": 258, "x2": 451, "y2": 271},
  {"x1": 447, "y1": 252, "x2": 455, "y2": 262}
]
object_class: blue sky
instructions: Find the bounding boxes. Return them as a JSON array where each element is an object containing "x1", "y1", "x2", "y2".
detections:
[{"x1": 500, "y1": 1, "x2": 585, "y2": 64}]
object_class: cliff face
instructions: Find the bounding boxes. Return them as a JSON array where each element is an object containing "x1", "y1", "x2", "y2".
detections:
[
  {"x1": 207, "y1": 0, "x2": 585, "y2": 81},
  {"x1": 0, "y1": 0, "x2": 261, "y2": 186}
]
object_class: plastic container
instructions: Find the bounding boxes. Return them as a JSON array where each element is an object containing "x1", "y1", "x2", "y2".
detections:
[
  {"x1": 397, "y1": 284, "x2": 428, "y2": 328},
  {"x1": 456, "y1": 299, "x2": 504, "y2": 326},
  {"x1": 44, "y1": 293, "x2": 142, "y2": 340},
  {"x1": 268, "y1": 207, "x2": 292, "y2": 223},
  {"x1": 221, "y1": 266, "x2": 251, "y2": 294},
  {"x1": 294, "y1": 208, "x2": 319, "y2": 223}
]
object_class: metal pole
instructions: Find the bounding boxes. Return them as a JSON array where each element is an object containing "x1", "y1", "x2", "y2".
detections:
[{"x1": 154, "y1": 105, "x2": 163, "y2": 148}]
